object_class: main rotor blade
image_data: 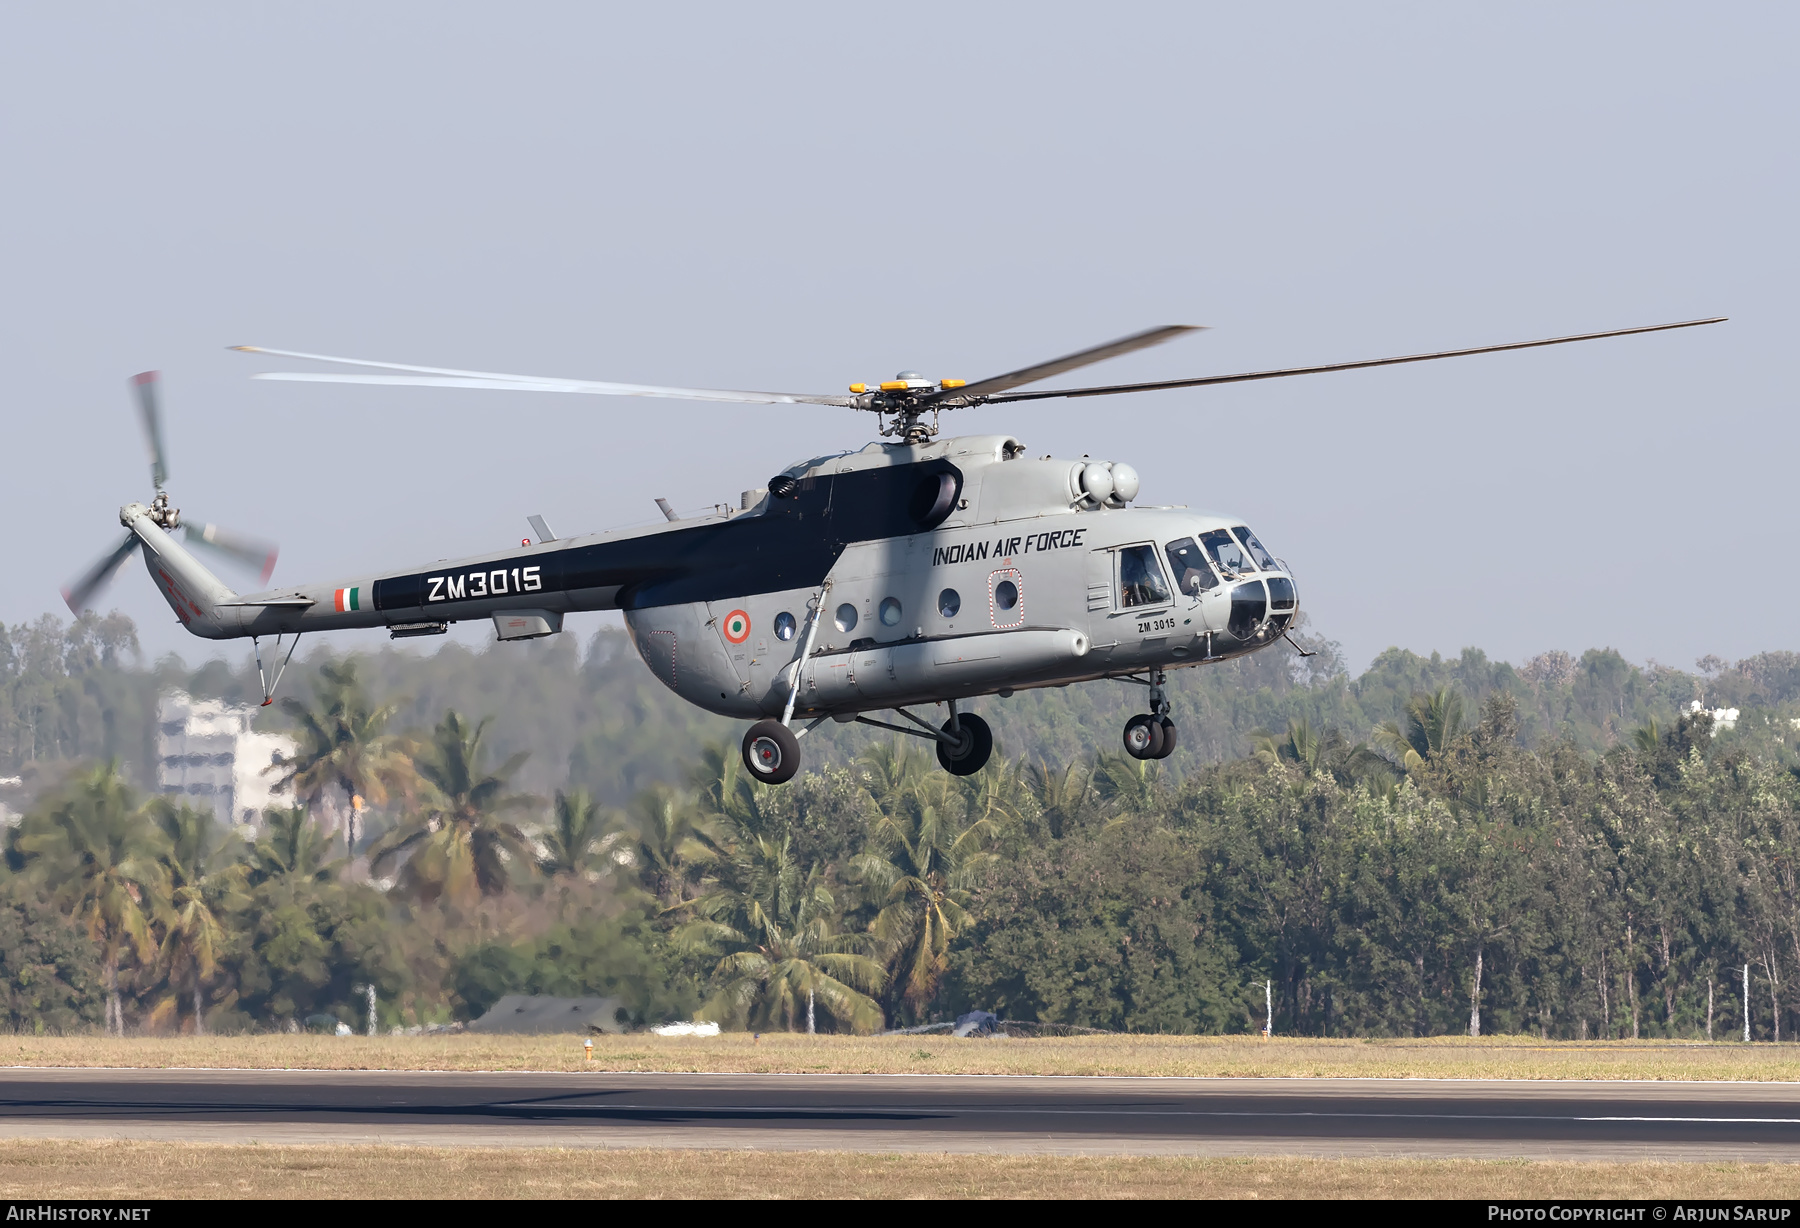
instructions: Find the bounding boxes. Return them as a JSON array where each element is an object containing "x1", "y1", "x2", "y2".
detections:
[
  {"x1": 131, "y1": 371, "x2": 169, "y2": 489},
  {"x1": 947, "y1": 325, "x2": 1203, "y2": 400},
  {"x1": 976, "y1": 318, "x2": 1727, "y2": 404},
  {"x1": 63, "y1": 533, "x2": 139, "y2": 614},
  {"x1": 231, "y1": 346, "x2": 859, "y2": 407},
  {"x1": 183, "y1": 523, "x2": 279, "y2": 584}
]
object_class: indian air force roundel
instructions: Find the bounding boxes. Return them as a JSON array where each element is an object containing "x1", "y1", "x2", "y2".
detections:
[{"x1": 722, "y1": 609, "x2": 751, "y2": 643}]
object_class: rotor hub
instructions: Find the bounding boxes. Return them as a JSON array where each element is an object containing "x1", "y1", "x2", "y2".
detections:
[{"x1": 147, "y1": 489, "x2": 180, "y2": 531}]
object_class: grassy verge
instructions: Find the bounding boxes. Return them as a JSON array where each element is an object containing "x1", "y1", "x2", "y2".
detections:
[
  {"x1": 6, "y1": 1033, "x2": 1800, "y2": 1080},
  {"x1": 0, "y1": 1140, "x2": 1795, "y2": 1199}
]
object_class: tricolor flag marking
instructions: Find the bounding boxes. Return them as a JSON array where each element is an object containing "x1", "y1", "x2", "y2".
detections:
[{"x1": 334, "y1": 587, "x2": 362, "y2": 612}]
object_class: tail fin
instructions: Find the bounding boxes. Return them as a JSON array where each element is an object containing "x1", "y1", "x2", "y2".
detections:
[{"x1": 121, "y1": 503, "x2": 236, "y2": 634}]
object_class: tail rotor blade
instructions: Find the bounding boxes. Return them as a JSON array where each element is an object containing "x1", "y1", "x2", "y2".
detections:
[
  {"x1": 132, "y1": 371, "x2": 169, "y2": 490},
  {"x1": 184, "y1": 522, "x2": 279, "y2": 584},
  {"x1": 63, "y1": 533, "x2": 139, "y2": 614}
]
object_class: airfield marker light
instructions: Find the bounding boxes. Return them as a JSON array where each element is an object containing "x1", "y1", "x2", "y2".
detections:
[
  {"x1": 584, "y1": 1038, "x2": 593, "y2": 1062},
  {"x1": 848, "y1": 383, "x2": 867, "y2": 393},
  {"x1": 941, "y1": 379, "x2": 965, "y2": 389}
]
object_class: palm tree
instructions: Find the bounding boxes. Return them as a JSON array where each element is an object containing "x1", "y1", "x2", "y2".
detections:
[
  {"x1": 150, "y1": 800, "x2": 248, "y2": 1034},
  {"x1": 1375, "y1": 686, "x2": 1468, "y2": 773},
  {"x1": 272, "y1": 660, "x2": 415, "y2": 854},
  {"x1": 680, "y1": 833, "x2": 884, "y2": 1033},
  {"x1": 369, "y1": 710, "x2": 532, "y2": 904},
  {"x1": 851, "y1": 784, "x2": 1004, "y2": 1020},
  {"x1": 537, "y1": 788, "x2": 624, "y2": 879},
  {"x1": 633, "y1": 782, "x2": 730, "y2": 908},
  {"x1": 1026, "y1": 757, "x2": 1093, "y2": 838},
  {"x1": 1255, "y1": 717, "x2": 1393, "y2": 790},
  {"x1": 1255, "y1": 716, "x2": 1323, "y2": 772},
  {"x1": 249, "y1": 806, "x2": 341, "y2": 885},
  {"x1": 16, "y1": 764, "x2": 166, "y2": 1035},
  {"x1": 690, "y1": 742, "x2": 783, "y2": 838},
  {"x1": 1090, "y1": 750, "x2": 1163, "y2": 816},
  {"x1": 856, "y1": 739, "x2": 932, "y2": 810}
]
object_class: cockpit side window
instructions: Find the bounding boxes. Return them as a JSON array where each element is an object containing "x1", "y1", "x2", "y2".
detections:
[
  {"x1": 1200, "y1": 528, "x2": 1253, "y2": 575},
  {"x1": 1231, "y1": 526, "x2": 1278, "y2": 571},
  {"x1": 1117, "y1": 544, "x2": 1173, "y2": 608},
  {"x1": 1164, "y1": 538, "x2": 1218, "y2": 597}
]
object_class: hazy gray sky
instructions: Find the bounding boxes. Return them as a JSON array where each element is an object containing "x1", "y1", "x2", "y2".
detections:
[{"x1": 1, "y1": 4, "x2": 1789, "y2": 673}]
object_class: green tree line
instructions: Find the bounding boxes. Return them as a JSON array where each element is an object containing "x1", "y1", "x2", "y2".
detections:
[
  {"x1": 13, "y1": 612, "x2": 1800, "y2": 805},
  {"x1": 6, "y1": 612, "x2": 1800, "y2": 1037}
]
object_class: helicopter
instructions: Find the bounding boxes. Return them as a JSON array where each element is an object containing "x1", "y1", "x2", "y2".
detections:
[{"x1": 67, "y1": 317, "x2": 1723, "y2": 785}]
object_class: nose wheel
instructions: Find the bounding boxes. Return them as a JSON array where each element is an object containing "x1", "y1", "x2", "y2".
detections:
[
  {"x1": 1123, "y1": 713, "x2": 1176, "y2": 760},
  {"x1": 1122, "y1": 668, "x2": 1178, "y2": 760}
]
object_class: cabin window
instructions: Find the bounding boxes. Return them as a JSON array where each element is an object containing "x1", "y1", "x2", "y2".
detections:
[
  {"x1": 938, "y1": 588, "x2": 961, "y2": 618},
  {"x1": 1118, "y1": 545, "x2": 1172, "y2": 608},
  {"x1": 834, "y1": 603, "x2": 858, "y2": 633},
  {"x1": 989, "y1": 569, "x2": 1025, "y2": 628},
  {"x1": 774, "y1": 611, "x2": 797, "y2": 641},
  {"x1": 879, "y1": 597, "x2": 903, "y2": 627},
  {"x1": 1164, "y1": 538, "x2": 1218, "y2": 596}
]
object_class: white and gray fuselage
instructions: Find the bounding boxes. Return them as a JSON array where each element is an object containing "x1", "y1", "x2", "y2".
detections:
[{"x1": 122, "y1": 433, "x2": 1295, "y2": 719}]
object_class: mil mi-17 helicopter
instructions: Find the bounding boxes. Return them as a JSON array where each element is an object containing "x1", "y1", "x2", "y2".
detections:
[{"x1": 67, "y1": 317, "x2": 1722, "y2": 784}]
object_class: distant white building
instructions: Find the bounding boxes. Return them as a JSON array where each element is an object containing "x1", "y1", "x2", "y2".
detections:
[
  {"x1": 156, "y1": 691, "x2": 297, "y2": 828},
  {"x1": 1686, "y1": 699, "x2": 1740, "y2": 735}
]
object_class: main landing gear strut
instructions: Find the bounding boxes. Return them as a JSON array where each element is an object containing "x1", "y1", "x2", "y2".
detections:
[{"x1": 1122, "y1": 666, "x2": 1177, "y2": 761}]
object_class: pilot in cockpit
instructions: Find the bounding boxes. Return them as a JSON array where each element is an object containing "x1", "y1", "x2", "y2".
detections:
[
  {"x1": 1164, "y1": 538, "x2": 1219, "y2": 598},
  {"x1": 1119, "y1": 544, "x2": 1172, "y2": 608}
]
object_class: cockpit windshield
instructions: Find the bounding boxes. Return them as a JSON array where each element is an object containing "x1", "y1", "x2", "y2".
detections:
[
  {"x1": 1200, "y1": 528, "x2": 1254, "y2": 575},
  {"x1": 1231, "y1": 526, "x2": 1279, "y2": 571},
  {"x1": 1164, "y1": 538, "x2": 1218, "y2": 597}
]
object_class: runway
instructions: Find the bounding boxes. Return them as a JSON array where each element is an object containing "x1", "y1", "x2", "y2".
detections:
[{"x1": 3, "y1": 1069, "x2": 1800, "y2": 1160}]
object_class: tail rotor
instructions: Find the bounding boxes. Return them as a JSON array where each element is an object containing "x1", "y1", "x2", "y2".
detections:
[
  {"x1": 62, "y1": 371, "x2": 280, "y2": 613},
  {"x1": 62, "y1": 533, "x2": 140, "y2": 615}
]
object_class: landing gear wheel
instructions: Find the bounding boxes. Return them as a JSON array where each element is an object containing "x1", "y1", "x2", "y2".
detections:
[
  {"x1": 742, "y1": 719, "x2": 801, "y2": 785},
  {"x1": 937, "y1": 712, "x2": 994, "y2": 776},
  {"x1": 1153, "y1": 716, "x2": 1178, "y2": 759},
  {"x1": 1123, "y1": 713, "x2": 1165, "y2": 760}
]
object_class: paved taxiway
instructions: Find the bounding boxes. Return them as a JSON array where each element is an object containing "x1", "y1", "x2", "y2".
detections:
[{"x1": 3, "y1": 1069, "x2": 1799, "y2": 1159}]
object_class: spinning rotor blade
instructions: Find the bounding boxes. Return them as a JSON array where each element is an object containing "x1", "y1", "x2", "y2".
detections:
[
  {"x1": 975, "y1": 318, "x2": 1728, "y2": 404},
  {"x1": 132, "y1": 371, "x2": 169, "y2": 489},
  {"x1": 231, "y1": 346, "x2": 860, "y2": 407},
  {"x1": 948, "y1": 325, "x2": 1204, "y2": 399},
  {"x1": 63, "y1": 533, "x2": 139, "y2": 614},
  {"x1": 183, "y1": 523, "x2": 278, "y2": 584}
]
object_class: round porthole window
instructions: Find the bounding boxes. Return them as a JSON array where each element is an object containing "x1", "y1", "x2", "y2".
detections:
[
  {"x1": 835, "y1": 603, "x2": 858, "y2": 633},
  {"x1": 879, "y1": 597, "x2": 902, "y2": 627},
  {"x1": 774, "y1": 611, "x2": 797, "y2": 641},
  {"x1": 938, "y1": 588, "x2": 961, "y2": 618},
  {"x1": 994, "y1": 580, "x2": 1019, "y2": 611}
]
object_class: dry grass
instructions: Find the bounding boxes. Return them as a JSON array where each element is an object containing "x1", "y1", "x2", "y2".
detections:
[
  {"x1": 6, "y1": 1032, "x2": 1800, "y2": 1081},
  {"x1": 0, "y1": 1140, "x2": 1794, "y2": 1199}
]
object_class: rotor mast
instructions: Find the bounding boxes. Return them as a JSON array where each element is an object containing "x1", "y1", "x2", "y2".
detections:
[{"x1": 851, "y1": 372, "x2": 965, "y2": 443}]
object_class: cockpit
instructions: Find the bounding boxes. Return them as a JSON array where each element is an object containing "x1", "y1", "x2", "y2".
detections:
[{"x1": 1159, "y1": 524, "x2": 1297, "y2": 641}]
